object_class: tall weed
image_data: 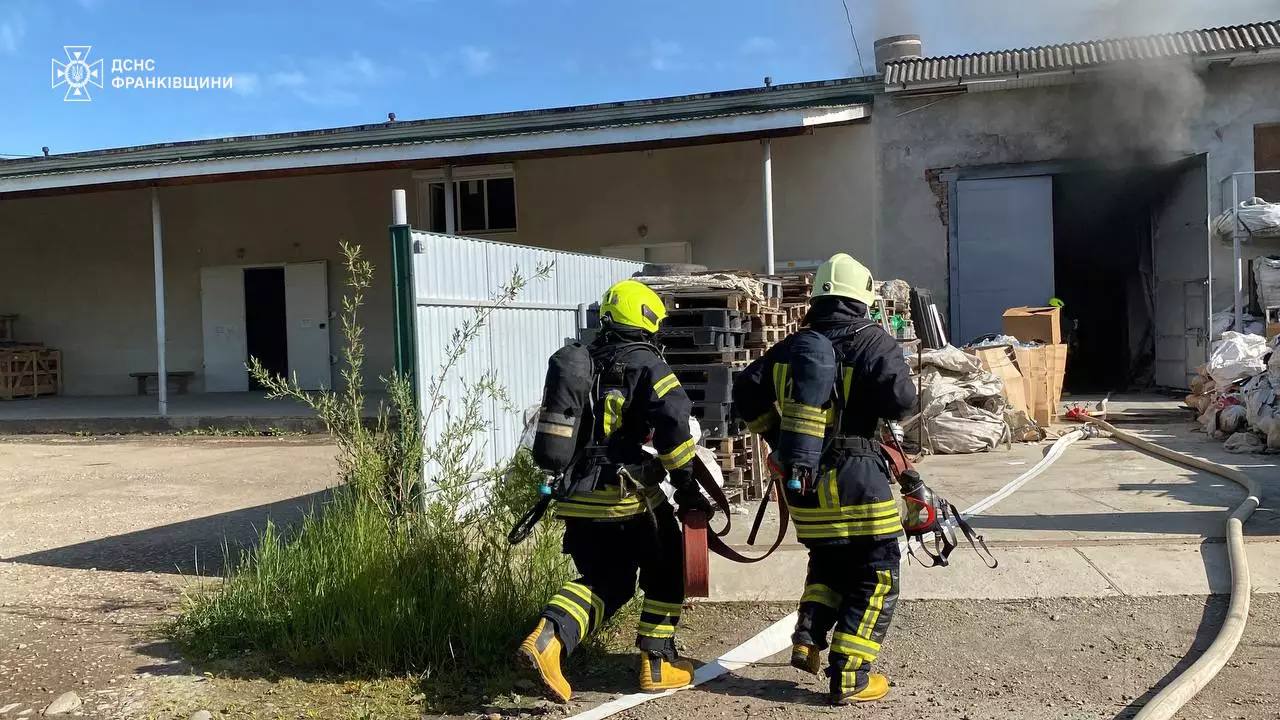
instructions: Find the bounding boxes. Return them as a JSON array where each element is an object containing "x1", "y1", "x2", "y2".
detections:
[{"x1": 170, "y1": 242, "x2": 572, "y2": 683}]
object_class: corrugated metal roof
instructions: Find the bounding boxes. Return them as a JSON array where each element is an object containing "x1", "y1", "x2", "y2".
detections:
[
  {"x1": 0, "y1": 77, "x2": 878, "y2": 180},
  {"x1": 884, "y1": 20, "x2": 1280, "y2": 89},
  {"x1": 0, "y1": 103, "x2": 861, "y2": 183}
]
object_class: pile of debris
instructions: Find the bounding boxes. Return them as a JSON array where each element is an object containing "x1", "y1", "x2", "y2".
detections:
[
  {"x1": 1185, "y1": 331, "x2": 1280, "y2": 453},
  {"x1": 902, "y1": 345, "x2": 1012, "y2": 454}
]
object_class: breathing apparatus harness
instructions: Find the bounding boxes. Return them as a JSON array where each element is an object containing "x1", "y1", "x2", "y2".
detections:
[
  {"x1": 507, "y1": 335, "x2": 661, "y2": 545},
  {"x1": 778, "y1": 321, "x2": 996, "y2": 570}
]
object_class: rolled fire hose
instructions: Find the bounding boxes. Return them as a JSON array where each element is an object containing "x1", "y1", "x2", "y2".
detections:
[{"x1": 1082, "y1": 417, "x2": 1262, "y2": 720}]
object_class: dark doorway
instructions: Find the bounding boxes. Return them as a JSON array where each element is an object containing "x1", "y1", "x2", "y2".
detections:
[
  {"x1": 243, "y1": 267, "x2": 288, "y2": 389},
  {"x1": 1052, "y1": 161, "x2": 1194, "y2": 393}
]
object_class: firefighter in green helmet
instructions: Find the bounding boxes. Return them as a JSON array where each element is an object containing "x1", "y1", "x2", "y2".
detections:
[
  {"x1": 518, "y1": 279, "x2": 712, "y2": 702},
  {"x1": 733, "y1": 253, "x2": 917, "y2": 705}
]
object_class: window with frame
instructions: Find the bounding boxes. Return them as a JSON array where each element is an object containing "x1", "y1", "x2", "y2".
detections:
[{"x1": 425, "y1": 176, "x2": 517, "y2": 233}]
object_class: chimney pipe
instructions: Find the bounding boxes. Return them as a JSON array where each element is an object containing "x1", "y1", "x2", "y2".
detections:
[{"x1": 874, "y1": 34, "x2": 922, "y2": 74}]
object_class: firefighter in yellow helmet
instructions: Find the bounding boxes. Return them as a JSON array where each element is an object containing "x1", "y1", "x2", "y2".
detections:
[
  {"x1": 732, "y1": 254, "x2": 916, "y2": 705},
  {"x1": 518, "y1": 279, "x2": 712, "y2": 702}
]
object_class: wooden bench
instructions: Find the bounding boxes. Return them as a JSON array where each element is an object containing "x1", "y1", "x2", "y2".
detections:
[{"x1": 130, "y1": 371, "x2": 195, "y2": 396}]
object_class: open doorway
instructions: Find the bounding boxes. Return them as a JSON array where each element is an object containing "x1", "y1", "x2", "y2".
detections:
[
  {"x1": 243, "y1": 267, "x2": 288, "y2": 390},
  {"x1": 1052, "y1": 157, "x2": 1207, "y2": 393}
]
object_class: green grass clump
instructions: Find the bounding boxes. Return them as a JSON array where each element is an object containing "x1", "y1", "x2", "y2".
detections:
[
  {"x1": 171, "y1": 455, "x2": 569, "y2": 676},
  {"x1": 169, "y1": 243, "x2": 573, "y2": 682}
]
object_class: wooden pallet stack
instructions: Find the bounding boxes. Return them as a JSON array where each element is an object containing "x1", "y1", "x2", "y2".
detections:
[
  {"x1": 652, "y1": 282, "x2": 789, "y2": 500},
  {"x1": 772, "y1": 273, "x2": 815, "y2": 324}
]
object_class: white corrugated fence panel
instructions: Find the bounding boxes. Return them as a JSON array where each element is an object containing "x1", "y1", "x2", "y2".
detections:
[
  {"x1": 486, "y1": 308, "x2": 580, "y2": 462},
  {"x1": 411, "y1": 231, "x2": 643, "y2": 475},
  {"x1": 416, "y1": 305, "x2": 498, "y2": 470}
]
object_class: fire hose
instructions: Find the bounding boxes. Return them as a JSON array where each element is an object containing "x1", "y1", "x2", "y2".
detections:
[
  {"x1": 566, "y1": 420, "x2": 1261, "y2": 720},
  {"x1": 1079, "y1": 417, "x2": 1261, "y2": 720}
]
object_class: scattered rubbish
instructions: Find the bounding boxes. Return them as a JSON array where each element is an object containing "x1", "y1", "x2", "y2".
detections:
[
  {"x1": 1186, "y1": 334, "x2": 1280, "y2": 452},
  {"x1": 1257, "y1": 257, "x2": 1280, "y2": 312},
  {"x1": 903, "y1": 345, "x2": 1010, "y2": 454},
  {"x1": 1224, "y1": 431, "x2": 1266, "y2": 453},
  {"x1": 1213, "y1": 198, "x2": 1280, "y2": 240},
  {"x1": 1210, "y1": 310, "x2": 1266, "y2": 339},
  {"x1": 1207, "y1": 332, "x2": 1270, "y2": 386},
  {"x1": 43, "y1": 692, "x2": 81, "y2": 716}
]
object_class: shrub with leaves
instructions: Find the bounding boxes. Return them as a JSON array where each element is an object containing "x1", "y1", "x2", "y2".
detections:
[{"x1": 170, "y1": 241, "x2": 573, "y2": 683}]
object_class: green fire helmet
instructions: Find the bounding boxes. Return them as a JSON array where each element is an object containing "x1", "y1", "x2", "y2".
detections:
[{"x1": 811, "y1": 253, "x2": 876, "y2": 306}]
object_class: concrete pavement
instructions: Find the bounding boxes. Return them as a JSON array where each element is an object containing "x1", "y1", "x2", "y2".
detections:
[{"x1": 708, "y1": 412, "x2": 1280, "y2": 601}]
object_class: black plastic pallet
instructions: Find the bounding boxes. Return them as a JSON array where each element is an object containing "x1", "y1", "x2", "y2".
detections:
[
  {"x1": 691, "y1": 401, "x2": 734, "y2": 423},
  {"x1": 680, "y1": 381, "x2": 733, "y2": 404},
  {"x1": 663, "y1": 348, "x2": 761, "y2": 364},
  {"x1": 658, "y1": 327, "x2": 747, "y2": 351},
  {"x1": 671, "y1": 363, "x2": 739, "y2": 387},
  {"x1": 663, "y1": 308, "x2": 744, "y2": 331}
]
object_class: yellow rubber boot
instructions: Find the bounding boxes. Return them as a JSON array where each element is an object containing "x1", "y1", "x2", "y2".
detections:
[
  {"x1": 831, "y1": 672, "x2": 890, "y2": 705},
  {"x1": 517, "y1": 618, "x2": 572, "y2": 703},
  {"x1": 789, "y1": 643, "x2": 822, "y2": 675},
  {"x1": 638, "y1": 654, "x2": 695, "y2": 693}
]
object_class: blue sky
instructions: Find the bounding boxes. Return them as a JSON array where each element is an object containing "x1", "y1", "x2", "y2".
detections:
[{"x1": 1, "y1": 0, "x2": 1276, "y2": 155}]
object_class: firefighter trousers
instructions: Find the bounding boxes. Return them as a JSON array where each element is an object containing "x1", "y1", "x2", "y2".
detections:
[
  {"x1": 793, "y1": 542, "x2": 901, "y2": 694},
  {"x1": 540, "y1": 503, "x2": 685, "y2": 658}
]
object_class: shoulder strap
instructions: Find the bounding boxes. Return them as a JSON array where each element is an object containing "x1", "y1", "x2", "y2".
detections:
[{"x1": 706, "y1": 475, "x2": 789, "y2": 564}]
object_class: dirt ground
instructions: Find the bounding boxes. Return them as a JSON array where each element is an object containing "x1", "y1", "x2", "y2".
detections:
[
  {"x1": 3, "y1": 432, "x2": 1279, "y2": 719},
  {"x1": 95, "y1": 595, "x2": 1280, "y2": 720},
  {"x1": 0, "y1": 434, "x2": 337, "y2": 718}
]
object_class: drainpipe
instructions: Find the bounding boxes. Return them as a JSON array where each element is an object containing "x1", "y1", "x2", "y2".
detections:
[
  {"x1": 763, "y1": 139, "x2": 775, "y2": 274},
  {"x1": 150, "y1": 188, "x2": 167, "y2": 417},
  {"x1": 389, "y1": 190, "x2": 417, "y2": 397}
]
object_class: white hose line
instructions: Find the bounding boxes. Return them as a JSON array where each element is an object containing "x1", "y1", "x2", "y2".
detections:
[
  {"x1": 1083, "y1": 417, "x2": 1261, "y2": 720},
  {"x1": 564, "y1": 430, "x2": 1087, "y2": 720}
]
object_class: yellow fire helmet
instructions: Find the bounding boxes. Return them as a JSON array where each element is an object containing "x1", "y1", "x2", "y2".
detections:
[
  {"x1": 599, "y1": 279, "x2": 667, "y2": 334},
  {"x1": 811, "y1": 252, "x2": 876, "y2": 306}
]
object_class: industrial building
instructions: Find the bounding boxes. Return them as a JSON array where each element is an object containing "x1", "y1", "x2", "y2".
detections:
[{"x1": 0, "y1": 20, "x2": 1277, "y2": 412}]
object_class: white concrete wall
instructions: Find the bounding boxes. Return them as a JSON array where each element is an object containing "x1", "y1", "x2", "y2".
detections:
[
  {"x1": 513, "y1": 123, "x2": 877, "y2": 272},
  {"x1": 0, "y1": 170, "x2": 412, "y2": 395},
  {"x1": 875, "y1": 63, "x2": 1280, "y2": 316}
]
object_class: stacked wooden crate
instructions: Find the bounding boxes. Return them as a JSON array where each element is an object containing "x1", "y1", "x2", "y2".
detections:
[
  {"x1": 0, "y1": 315, "x2": 63, "y2": 400},
  {"x1": 1, "y1": 348, "x2": 62, "y2": 400}
]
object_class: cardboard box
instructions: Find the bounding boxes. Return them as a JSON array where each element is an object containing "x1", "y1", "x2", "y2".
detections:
[
  {"x1": 1049, "y1": 340, "x2": 1070, "y2": 407},
  {"x1": 1002, "y1": 306, "x2": 1062, "y2": 345},
  {"x1": 970, "y1": 346, "x2": 1029, "y2": 416},
  {"x1": 1013, "y1": 346, "x2": 1054, "y2": 426}
]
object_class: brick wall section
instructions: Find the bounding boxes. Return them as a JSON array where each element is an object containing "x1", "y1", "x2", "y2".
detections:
[{"x1": 925, "y1": 168, "x2": 952, "y2": 227}]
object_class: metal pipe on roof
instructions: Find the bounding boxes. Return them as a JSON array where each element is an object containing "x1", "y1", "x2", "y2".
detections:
[
  {"x1": 763, "y1": 139, "x2": 775, "y2": 275},
  {"x1": 150, "y1": 187, "x2": 168, "y2": 417}
]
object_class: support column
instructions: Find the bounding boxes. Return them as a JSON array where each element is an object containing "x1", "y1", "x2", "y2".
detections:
[
  {"x1": 762, "y1": 139, "x2": 775, "y2": 275},
  {"x1": 1231, "y1": 174, "x2": 1243, "y2": 333},
  {"x1": 443, "y1": 164, "x2": 457, "y2": 235},
  {"x1": 150, "y1": 188, "x2": 168, "y2": 416}
]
